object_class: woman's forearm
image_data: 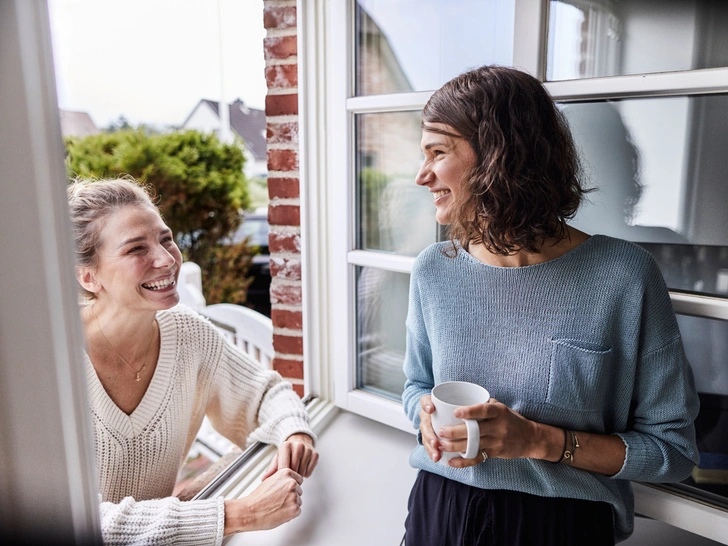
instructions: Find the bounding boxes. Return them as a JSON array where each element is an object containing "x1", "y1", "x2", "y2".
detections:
[{"x1": 531, "y1": 422, "x2": 626, "y2": 476}]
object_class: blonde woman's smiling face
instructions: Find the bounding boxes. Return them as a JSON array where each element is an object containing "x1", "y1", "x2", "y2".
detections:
[
  {"x1": 415, "y1": 123, "x2": 476, "y2": 225},
  {"x1": 86, "y1": 205, "x2": 182, "y2": 311}
]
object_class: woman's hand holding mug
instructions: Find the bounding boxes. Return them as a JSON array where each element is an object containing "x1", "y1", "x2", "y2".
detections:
[{"x1": 420, "y1": 381, "x2": 490, "y2": 466}]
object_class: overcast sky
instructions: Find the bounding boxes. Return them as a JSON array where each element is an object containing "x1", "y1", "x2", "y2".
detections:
[{"x1": 47, "y1": 0, "x2": 267, "y2": 129}]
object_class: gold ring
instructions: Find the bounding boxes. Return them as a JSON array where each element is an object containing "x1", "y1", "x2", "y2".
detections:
[{"x1": 480, "y1": 448, "x2": 488, "y2": 462}]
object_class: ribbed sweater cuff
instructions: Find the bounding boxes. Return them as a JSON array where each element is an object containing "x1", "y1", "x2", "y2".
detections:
[
  {"x1": 272, "y1": 413, "x2": 317, "y2": 446},
  {"x1": 100, "y1": 496, "x2": 225, "y2": 546}
]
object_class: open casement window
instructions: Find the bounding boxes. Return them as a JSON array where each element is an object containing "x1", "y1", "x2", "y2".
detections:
[
  {"x1": 316, "y1": 0, "x2": 728, "y2": 542},
  {"x1": 325, "y1": 0, "x2": 519, "y2": 433}
]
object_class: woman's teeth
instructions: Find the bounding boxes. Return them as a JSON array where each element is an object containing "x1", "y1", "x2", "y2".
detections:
[
  {"x1": 142, "y1": 278, "x2": 176, "y2": 291},
  {"x1": 433, "y1": 190, "x2": 451, "y2": 200}
]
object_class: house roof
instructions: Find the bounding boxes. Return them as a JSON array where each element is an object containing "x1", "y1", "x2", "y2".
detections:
[
  {"x1": 59, "y1": 110, "x2": 99, "y2": 138},
  {"x1": 194, "y1": 99, "x2": 267, "y2": 160}
]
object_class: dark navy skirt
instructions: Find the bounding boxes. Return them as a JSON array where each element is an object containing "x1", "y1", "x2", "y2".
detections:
[{"x1": 405, "y1": 471, "x2": 614, "y2": 546}]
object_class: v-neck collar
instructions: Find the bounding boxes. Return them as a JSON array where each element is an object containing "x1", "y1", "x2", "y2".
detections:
[{"x1": 85, "y1": 310, "x2": 177, "y2": 437}]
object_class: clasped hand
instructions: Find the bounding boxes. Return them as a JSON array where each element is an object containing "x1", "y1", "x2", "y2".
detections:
[
  {"x1": 419, "y1": 394, "x2": 538, "y2": 468},
  {"x1": 262, "y1": 433, "x2": 319, "y2": 480},
  {"x1": 224, "y1": 434, "x2": 319, "y2": 535}
]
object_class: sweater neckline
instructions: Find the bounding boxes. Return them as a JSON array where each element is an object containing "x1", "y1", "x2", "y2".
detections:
[
  {"x1": 85, "y1": 310, "x2": 177, "y2": 436},
  {"x1": 457, "y1": 234, "x2": 602, "y2": 271}
]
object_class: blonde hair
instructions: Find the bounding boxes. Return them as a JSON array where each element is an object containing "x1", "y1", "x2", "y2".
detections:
[{"x1": 67, "y1": 177, "x2": 158, "y2": 299}]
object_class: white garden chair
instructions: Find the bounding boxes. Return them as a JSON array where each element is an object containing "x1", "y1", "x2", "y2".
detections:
[
  {"x1": 175, "y1": 262, "x2": 275, "y2": 472},
  {"x1": 200, "y1": 303, "x2": 274, "y2": 368}
]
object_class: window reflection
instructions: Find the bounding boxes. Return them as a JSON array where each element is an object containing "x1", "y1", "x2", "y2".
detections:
[
  {"x1": 356, "y1": 112, "x2": 437, "y2": 256},
  {"x1": 563, "y1": 95, "x2": 728, "y2": 297},
  {"x1": 677, "y1": 314, "x2": 728, "y2": 502},
  {"x1": 356, "y1": 267, "x2": 410, "y2": 399},
  {"x1": 548, "y1": 0, "x2": 728, "y2": 81},
  {"x1": 356, "y1": 0, "x2": 515, "y2": 95}
]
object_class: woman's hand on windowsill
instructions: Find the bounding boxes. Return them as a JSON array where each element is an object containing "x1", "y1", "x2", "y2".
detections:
[
  {"x1": 224, "y1": 467, "x2": 303, "y2": 535},
  {"x1": 262, "y1": 433, "x2": 319, "y2": 481}
]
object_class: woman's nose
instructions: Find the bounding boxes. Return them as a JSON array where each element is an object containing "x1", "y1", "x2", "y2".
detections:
[
  {"x1": 153, "y1": 244, "x2": 175, "y2": 268},
  {"x1": 415, "y1": 160, "x2": 432, "y2": 186}
]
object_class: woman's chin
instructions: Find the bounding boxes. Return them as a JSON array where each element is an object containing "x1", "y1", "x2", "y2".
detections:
[
  {"x1": 142, "y1": 287, "x2": 180, "y2": 310},
  {"x1": 435, "y1": 211, "x2": 452, "y2": 226}
]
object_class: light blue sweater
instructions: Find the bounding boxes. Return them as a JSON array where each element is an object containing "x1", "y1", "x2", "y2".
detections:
[{"x1": 402, "y1": 235, "x2": 699, "y2": 543}]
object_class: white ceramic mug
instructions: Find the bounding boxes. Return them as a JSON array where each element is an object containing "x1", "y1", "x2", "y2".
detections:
[{"x1": 431, "y1": 381, "x2": 490, "y2": 463}]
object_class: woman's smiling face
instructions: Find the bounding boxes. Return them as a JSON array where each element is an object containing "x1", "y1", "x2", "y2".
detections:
[
  {"x1": 415, "y1": 122, "x2": 477, "y2": 225},
  {"x1": 85, "y1": 205, "x2": 182, "y2": 311}
]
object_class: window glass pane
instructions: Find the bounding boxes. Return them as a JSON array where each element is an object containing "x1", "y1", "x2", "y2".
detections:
[
  {"x1": 356, "y1": 267, "x2": 409, "y2": 400},
  {"x1": 564, "y1": 95, "x2": 728, "y2": 297},
  {"x1": 548, "y1": 0, "x2": 728, "y2": 81},
  {"x1": 675, "y1": 314, "x2": 728, "y2": 504},
  {"x1": 356, "y1": 112, "x2": 437, "y2": 256},
  {"x1": 48, "y1": 0, "x2": 270, "y2": 502},
  {"x1": 356, "y1": 0, "x2": 515, "y2": 95}
]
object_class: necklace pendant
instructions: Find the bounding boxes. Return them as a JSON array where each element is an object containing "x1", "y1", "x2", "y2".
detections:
[{"x1": 135, "y1": 372, "x2": 141, "y2": 382}]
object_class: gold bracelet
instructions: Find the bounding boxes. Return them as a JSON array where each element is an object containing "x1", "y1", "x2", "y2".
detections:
[
  {"x1": 558, "y1": 429, "x2": 580, "y2": 465},
  {"x1": 556, "y1": 428, "x2": 568, "y2": 463}
]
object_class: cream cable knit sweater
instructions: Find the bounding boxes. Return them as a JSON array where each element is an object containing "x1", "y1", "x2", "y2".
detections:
[{"x1": 86, "y1": 305, "x2": 314, "y2": 545}]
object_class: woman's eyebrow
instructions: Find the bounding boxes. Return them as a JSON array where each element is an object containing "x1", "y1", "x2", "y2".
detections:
[
  {"x1": 423, "y1": 141, "x2": 450, "y2": 151},
  {"x1": 118, "y1": 236, "x2": 145, "y2": 248}
]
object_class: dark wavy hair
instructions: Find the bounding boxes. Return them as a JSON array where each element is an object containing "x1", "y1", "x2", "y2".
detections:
[{"x1": 422, "y1": 65, "x2": 591, "y2": 255}]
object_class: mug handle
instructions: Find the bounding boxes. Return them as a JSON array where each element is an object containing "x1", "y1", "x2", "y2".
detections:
[{"x1": 459, "y1": 418, "x2": 481, "y2": 459}]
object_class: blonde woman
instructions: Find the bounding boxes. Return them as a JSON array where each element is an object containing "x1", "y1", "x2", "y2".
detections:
[{"x1": 68, "y1": 177, "x2": 318, "y2": 545}]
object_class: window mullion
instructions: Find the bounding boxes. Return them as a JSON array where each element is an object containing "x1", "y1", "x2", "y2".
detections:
[
  {"x1": 346, "y1": 92, "x2": 432, "y2": 114},
  {"x1": 513, "y1": 0, "x2": 549, "y2": 79},
  {"x1": 347, "y1": 250, "x2": 415, "y2": 274},
  {"x1": 546, "y1": 67, "x2": 728, "y2": 102}
]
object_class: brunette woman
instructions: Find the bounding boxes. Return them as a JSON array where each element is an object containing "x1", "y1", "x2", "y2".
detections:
[{"x1": 402, "y1": 65, "x2": 699, "y2": 545}]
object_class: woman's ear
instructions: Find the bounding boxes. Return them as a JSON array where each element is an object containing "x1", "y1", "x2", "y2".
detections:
[{"x1": 76, "y1": 266, "x2": 101, "y2": 295}]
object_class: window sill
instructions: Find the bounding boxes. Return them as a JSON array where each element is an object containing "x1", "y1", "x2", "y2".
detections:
[{"x1": 210, "y1": 405, "x2": 418, "y2": 545}]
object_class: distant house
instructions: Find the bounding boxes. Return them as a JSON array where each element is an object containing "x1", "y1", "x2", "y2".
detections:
[
  {"x1": 59, "y1": 109, "x2": 99, "y2": 138},
  {"x1": 182, "y1": 98, "x2": 267, "y2": 179}
]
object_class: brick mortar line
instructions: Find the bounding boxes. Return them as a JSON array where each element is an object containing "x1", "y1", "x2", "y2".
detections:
[
  {"x1": 271, "y1": 303, "x2": 303, "y2": 312},
  {"x1": 267, "y1": 142, "x2": 299, "y2": 150},
  {"x1": 264, "y1": 0, "x2": 297, "y2": 7},
  {"x1": 268, "y1": 225, "x2": 301, "y2": 235},
  {"x1": 266, "y1": 28, "x2": 297, "y2": 38},
  {"x1": 267, "y1": 170, "x2": 300, "y2": 178},
  {"x1": 270, "y1": 197, "x2": 300, "y2": 206},
  {"x1": 271, "y1": 278, "x2": 302, "y2": 287},
  {"x1": 267, "y1": 114, "x2": 299, "y2": 122},
  {"x1": 266, "y1": 57, "x2": 298, "y2": 66},
  {"x1": 274, "y1": 328, "x2": 304, "y2": 337},
  {"x1": 267, "y1": 87, "x2": 299, "y2": 96},
  {"x1": 274, "y1": 353, "x2": 304, "y2": 361},
  {"x1": 270, "y1": 251, "x2": 301, "y2": 260}
]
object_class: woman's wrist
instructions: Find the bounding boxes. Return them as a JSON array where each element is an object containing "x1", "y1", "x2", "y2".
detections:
[
  {"x1": 530, "y1": 422, "x2": 564, "y2": 462},
  {"x1": 223, "y1": 499, "x2": 244, "y2": 536},
  {"x1": 286, "y1": 432, "x2": 314, "y2": 445},
  {"x1": 223, "y1": 499, "x2": 252, "y2": 535}
]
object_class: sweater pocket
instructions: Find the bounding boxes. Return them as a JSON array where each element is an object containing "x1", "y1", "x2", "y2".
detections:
[{"x1": 546, "y1": 338, "x2": 613, "y2": 412}]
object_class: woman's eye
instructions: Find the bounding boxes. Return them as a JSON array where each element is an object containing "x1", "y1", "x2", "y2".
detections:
[
  {"x1": 161, "y1": 236, "x2": 173, "y2": 244},
  {"x1": 128, "y1": 246, "x2": 145, "y2": 253}
]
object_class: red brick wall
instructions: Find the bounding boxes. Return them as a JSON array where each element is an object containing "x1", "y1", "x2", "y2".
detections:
[{"x1": 263, "y1": 0, "x2": 303, "y2": 397}]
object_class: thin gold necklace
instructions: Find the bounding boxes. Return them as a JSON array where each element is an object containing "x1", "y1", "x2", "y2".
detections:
[{"x1": 91, "y1": 304, "x2": 155, "y2": 382}]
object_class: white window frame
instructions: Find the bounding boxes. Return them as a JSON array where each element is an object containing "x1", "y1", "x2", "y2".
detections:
[
  {"x1": 312, "y1": 0, "x2": 728, "y2": 540},
  {"x1": 0, "y1": 1, "x2": 99, "y2": 542}
]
